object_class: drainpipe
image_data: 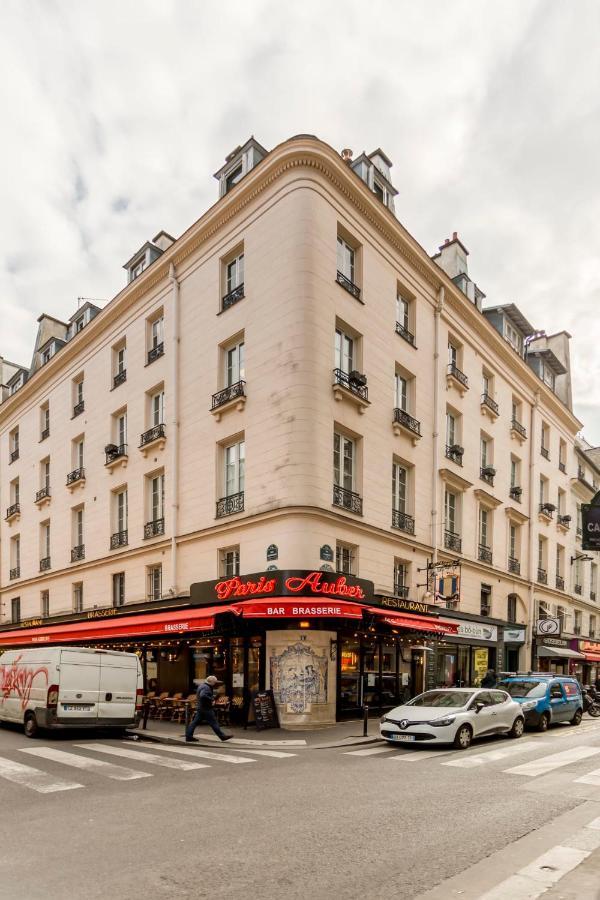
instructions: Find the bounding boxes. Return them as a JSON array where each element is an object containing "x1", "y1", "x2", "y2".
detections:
[
  {"x1": 526, "y1": 391, "x2": 540, "y2": 669},
  {"x1": 431, "y1": 285, "x2": 444, "y2": 565},
  {"x1": 169, "y1": 262, "x2": 180, "y2": 597}
]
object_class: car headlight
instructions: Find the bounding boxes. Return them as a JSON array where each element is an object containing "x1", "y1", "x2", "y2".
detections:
[
  {"x1": 430, "y1": 716, "x2": 456, "y2": 727},
  {"x1": 380, "y1": 716, "x2": 391, "y2": 725},
  {"x1": 521, "y1": 701, "x2": 537, "y2": 711}
]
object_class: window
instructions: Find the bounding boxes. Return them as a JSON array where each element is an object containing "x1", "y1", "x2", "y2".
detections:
[
  {"x1": 40, "y1": 402, "x2": 50, "y2": 440},
  {"x1": 479, "y1": 507, "x2": 489, "y2": 547},
  {"x1": 41, "y1": 591, "x2": 49, "y2": 618},
  {"x1": 41, "y1": 521, "x2": 51, "y2": 558},
  {"x1": 116, "y1": 488, "x2": 128, "y2": 534},
  {"x1": 480, "y1": 435, "x2": 490, "y2": 469},
  {"x1": 11, "y1": 597, "x2": 20, "y2": 624},
  {"x1": 591, "y1": 564, "x2": 598, "y2": 599},
  {"x1": 148, "y1": 313, "x2": 164, "y2": 362},
  {"x1": 10, "y1": 534, "x2": 20, "y2": 576},
  {"x1": 446, "y1": 411, "x2": 457, "y2": 446},
  {"x1": 557, "y1": 606, "x2": 566, "y2": 630},
  {"x1": 74, "y1": 437, "x2": 85, "y2": 470},
  {"x1": 541, "y1": 364, "x2": 555, "y2": 391},
  {"x1": 394, "y1": 560, "x2": 408, "y2": 596},
  {"x1": 590, "y1": 615, "x2": 597, "y2": 639},
  {"x1": 538, "y1": 537, "x2": 546, "y2": 571},
  {"x1": 539, "y1": 475, "x2": 547, "y2": 506},
  {"x1": 559, "y1": 439, "x2": 567, "y2": 472},
  {"x1": 336, "y1": 236, "x2": 355, "y2": 283},
  {"x1": 112, "y1": 573, "x2": 125, "y2": 608},
  {"x1": 336, "y1": 542, "x2": 357, "y2": 575},
  {"x1": 225, "y1": 340, "x2": 245, "y2": 386},
  {"x1": 574, "y1": 610, "x2": 582, "y2": 635},
  {"x1": 131, "y1": 257, "x2": 147, "y2": 280},
  {"x1": 392, "y1": 461, "x2": 407, "y2": 513},
  {"x1": 73, "y1": 583, "x2": 83, "y2": 613},
  {"x1": 112, "y1": 409, "x2": 127, "y2": 448},
  {"x1": 396, "y1": 294, "x2": 410, "y2": 332},
  {"x1": 224, "y1": 440, "x2": 245, "y2": 496},
  {"x1": 504, "y1": 321, "x2": 523, "y2": 354},
  {"x1": 444, "y1": 490, "x2": 457, "y2": 534},
  {"x1": 147, "y1": 565, "x2": 162, "y2": 601},
  {"x1": 219, "y1": 546, "x2": 240, "y2": 577},
  {"x1": 10, "y1": 478, "x2": 19, "y2": 506},
  {"x1": 333, "y1": 432, "x2": 355, "y2": 492},
  {"x1": 575, "y1": 557, "x2": 583, "y2": 591},
  {"x1": 113, "y1": 341, "x2": 127, "y2": 386},
  {"x1": 507, "y1": 594, "x2": 517, "y2": 623},
  {"x1": 541, "y1": 423, "x2": 550, "y2": 457},
  {"x1": 73, "y1": 507, "x2": 84, "y2": 548},
  {"x1": 510, "y1": 456, "x2": 520, "y2": 488},
  {"x1": 557, "y1": 489, "x2": 565, "y2": 516},
  {"x1": 448, "y1": 342, "x2": 458, "y2": 367},
  {"x1": 226, "y1": 253, "x2": 244, "y2": 294},
  {"x1": 480, "y1": 584, "x2": 492, "y2": 617},
  {"x1": 482, "y1": 370, "x2": 492, "y2": 398},
  {"x1": 335, "y1": 328, "x2": 354, "y2": 375},
  {"x1": 149, "y1": 473, "x2": 165, "y2": 523},
  {"x1": 73, "y1": 376, "x2": 84, "y2": 413},
  {"x1": 509, "y1": 524, "x2": 518, "y2": 560},
  {"x1": 556, "y1": 545, "x2": 563, "y2": 577},
  {"x1": 41, "y1": 345, "x2": 53, "y2": 365},
  {"x1": 394, "y1": 372, "x2": 408, "y2": 412},
  {"x1": 9, "y1": 427, "x2": 19, "y2": 461},
  {"x1": 40, "y1": 458, "x2": 50, "y2": 492},
  {"x1": 225, "y1": 163, "x2": 243, "y2": 193},
  {"x1": 511, "y1": 398, "x2": 520, "y2": 423},
  {"x1": 150, "y1": 389, "x2": 165, "y2": 427}
]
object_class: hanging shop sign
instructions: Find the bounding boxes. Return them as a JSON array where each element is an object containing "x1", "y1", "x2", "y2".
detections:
[
  {"x1": 539, "y1": 636, "x2": 569, "y2": 649},
  {"x1": 266, "y1": 544, "x2": 279, "y2": 561},
  {"x1": 582, "y1": 492, "x2": 600, "y2": 551},
  {"x1": 372, "y1": 595, "x2": 440, "y2": 616},
  {"x1": 190, "y1": 570, "x2": 374, "y2": 606},
  {"x1": 445, "y1": 620, "x2": 498, "y2": 642},
  {"x1": 427, "y1": 560, "x2": 461, "y2": 605},
  {"x1": 535, "y1": 618, "x2": 560, "y2": 636},
  {"x1": 504, "y1": 627, "x2": 526, "y2": 644},
  {"x1": 320, "y1": 545, "x2": 334, "y2": 562}
]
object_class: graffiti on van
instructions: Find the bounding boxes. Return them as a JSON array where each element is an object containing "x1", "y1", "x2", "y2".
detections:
[{"x1": 0, "y1": 655, "x2": 49, "y2": 710}]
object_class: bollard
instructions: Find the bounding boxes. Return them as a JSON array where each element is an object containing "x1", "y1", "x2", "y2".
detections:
[
  {"x1": 142, "y1": 699, "x2": 150, "y2": 731},
  {"x1": 185, "y1": 702, "x2": 190, "y2": 729},
  {"x1": 363, "y1": 704, "x2": 369, "y2": 736}
]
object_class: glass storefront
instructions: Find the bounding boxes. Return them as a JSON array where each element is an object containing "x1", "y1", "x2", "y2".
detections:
[{"x1": 434, "y1": 642, "x2": 496, "y2": 687}]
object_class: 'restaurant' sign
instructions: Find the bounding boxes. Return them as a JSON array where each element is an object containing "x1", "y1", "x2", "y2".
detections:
[
  {"x1": 190, "y1": 570, "x2": 374, "y2": 607},
  {"x1": 372, "y1": 595, "x2": 440, "y2": 616},
  {"x1": 582, "y1": 492, "x2": 600, "y2": 551}
]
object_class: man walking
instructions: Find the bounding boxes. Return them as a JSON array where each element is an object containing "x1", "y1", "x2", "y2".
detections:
[{"x1": 185, "y1": 675, "x2": 233, "y2": 742}]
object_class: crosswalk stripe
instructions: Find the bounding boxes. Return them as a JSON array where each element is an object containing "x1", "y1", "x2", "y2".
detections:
[
  {"x1": 443, "y1": 743, "x2": 541, "y2": 769},
  {"x1": 133, "y1": 744, "x2": 255, "y2": 764},
  {"x1": 22, "y1": 747, "x2": 152, "y2": 781},
  {"x1": 75, "y1": 744, "x2": 208, "y2": 771},
  {"x1": 388, "y1": 750, "x2": 448, "y2": 763},
  {"x1": 226, "y1": 748, "x2": 297, "y2": 758},
  {"x1": 574, "y1": 766, "x2": 600, "y2": 786},
  {"x1": 0, "y1": 756, "x2": 82, "y2": 793},
  {"x1": 344, "y1": 746, "x2": 394, "y2": 757},
  {"x1": 504, "y1": 745, "x2": 600, "y2": 777}
]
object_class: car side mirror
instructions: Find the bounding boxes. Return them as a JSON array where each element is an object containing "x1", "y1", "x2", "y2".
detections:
[{"x1": 474, "y1": 701, "x2": 485, "y2": 713}]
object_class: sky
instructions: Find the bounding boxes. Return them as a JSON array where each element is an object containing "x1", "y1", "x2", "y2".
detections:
[{"x1": 1, "y1": 0, "x2": 599, "y2": 443}]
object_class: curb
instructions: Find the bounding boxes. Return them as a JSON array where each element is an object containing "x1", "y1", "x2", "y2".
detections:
[{"x1": 126, "y1": 729, "x2": 383, "y2": 750}]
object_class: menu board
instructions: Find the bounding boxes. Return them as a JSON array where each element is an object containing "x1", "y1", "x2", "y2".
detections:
[{"x1": 252, "y1": 690, "x2": 279, "y2": 730}]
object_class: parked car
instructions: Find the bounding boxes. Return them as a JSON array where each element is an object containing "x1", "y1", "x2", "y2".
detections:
[
  {"x1": 0, "y1": 646, "x2": 143, "y2": 738},
  {"x1": 380, "y1": 687, "x2": 525, "y2": 750},
  {"x1": 496, "y1": 675, "x2": 583, "y2": 731}
]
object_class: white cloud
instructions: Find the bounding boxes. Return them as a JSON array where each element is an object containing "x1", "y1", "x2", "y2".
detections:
[{"x1": 0, "y1": 0, "x2": 598, "y2": 442}]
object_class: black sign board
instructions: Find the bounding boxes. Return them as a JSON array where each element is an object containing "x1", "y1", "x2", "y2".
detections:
[
  {"x1": 320, "y1": 545, "x2": 334, "y2": 562},
  {"x1": 252, "y1": 690, "x2": 279, "y2": 730},
  {"x1": 372, "y1": 595, "x2": 440, "y2": 616},
  {"x1": 582, "y1": 492, "x2": 600, "y2": 551},
  {"x1": 539, "y1": 636, "x2": 569, "y2": 648},
  {"x1": 190, "y1": 569, "x2": 375, "y2": 606},
  {"x1": 266, "y1": 544, "x2": 278, "y2": 561}
]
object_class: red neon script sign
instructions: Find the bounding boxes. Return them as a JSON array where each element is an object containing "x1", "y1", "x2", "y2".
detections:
[
  {"x1": 214, "y1": 571, "x2": 365, "y2": 602},
  {"x1": 215, "y1": 576, "x2": 277, "y2": 601},
  {"x1": 0, "y1": 655, "x2": 49, "y2": 710},
  {"x1": 284, "y1": 572, "x2": 365, "y2": 600}
]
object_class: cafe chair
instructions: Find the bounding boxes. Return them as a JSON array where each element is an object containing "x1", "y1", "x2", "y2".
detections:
[{"x1": 214, "y1": 694, "x2": 231, "y2": 726}]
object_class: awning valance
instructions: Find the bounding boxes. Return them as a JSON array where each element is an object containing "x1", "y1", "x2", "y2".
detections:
[
  {"x1": 368, "y1": 608, "x2": 459, "y2": 635},
  {"x1": 537, "y1": 646, "x2": 586, "y2": 660},
  {"x1": 231, "y1": 599, "x2": 364, "y2": 619}
]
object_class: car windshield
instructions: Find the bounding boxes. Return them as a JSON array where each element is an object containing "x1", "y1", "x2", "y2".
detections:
[
  {"x1": 497, "y1": 680, "x2": 547, "y2": 699},
  {"x1": 408, "y1": 691, "x2": 474, "y2": 708}
]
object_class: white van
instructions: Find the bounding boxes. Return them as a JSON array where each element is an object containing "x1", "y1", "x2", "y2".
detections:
[{"x1": 0, "y1": 647, "x2": 143, "y2": 738}]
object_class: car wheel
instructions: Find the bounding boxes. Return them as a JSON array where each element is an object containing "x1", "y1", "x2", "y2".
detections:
[
  {"x1": 453, "y1": 724, "x2": 473, "y2": 750},
  {"x1": 24, "y1": 712, "x2": 38, "y2": 739},
  {"x1": 570, "y1": 709, "x2": 583, "y2": 726},
  {"x1": 537, "y1": 713, "x2": 549, "y2": 733},
  {"x1": 509, "y1": 716, "x2": 525, "y2": 739}
]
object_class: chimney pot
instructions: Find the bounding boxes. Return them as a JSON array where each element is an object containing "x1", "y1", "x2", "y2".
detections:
[
  {"x1": 452, "y1": 231, "x2": 458, "y2": 240},
  {"x1": 341, "y1": 148, "x2": 353, "y2": 163},
  {"x1": 445, "y1": 238, "x2": 450, "y2": 245}
]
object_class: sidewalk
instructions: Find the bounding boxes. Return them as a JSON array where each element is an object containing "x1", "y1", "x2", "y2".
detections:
[
  {"x1": 127, "y1": 716, "x2": 381, "y2": 749},
  {"x1": 542, "y1": 846, "x2": 600, "y2": 899}
]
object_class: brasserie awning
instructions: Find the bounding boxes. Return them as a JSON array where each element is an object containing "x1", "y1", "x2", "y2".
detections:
[
  {"x1": 537, "y1": 646, "x2": 586, "y2": 660},
  {"x1": 367, "y1": 608, "x2": 459, "y2": 635}
]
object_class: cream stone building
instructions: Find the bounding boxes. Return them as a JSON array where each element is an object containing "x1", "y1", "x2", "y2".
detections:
[{"x1": 1, "y1": 134, "x2": 599, "y2": 727}]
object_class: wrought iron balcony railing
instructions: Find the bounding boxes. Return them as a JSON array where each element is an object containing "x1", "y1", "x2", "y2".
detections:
[
  {"x1": 480, "y1": 467, "x2": 495, "y2": 486},
  {"x1": 393, "y1": 585, "x2": 410, "y2": 599},
  {"x1": 509, "y1": 486, "x2": 522, "y2": 502},
  {"x1": 40, "y1": 556, "x2": 51, "y2": 572},
  {"x1": 333, "y1": 485, "x2": 363, "y2": 515},
  {"x1": 541, "y1": 446, "x2": 550, "y2": 460},
  {"x1": 395, "y1": 321, "x2": 415, "y2": 346},
  {"x1": 508, "y1": 556, "x2": 520, "y2": 575},
  {"x1": 392, "y1": 509, "x2": 415, "y2": 535},
  {"x1": 140, "y1": 424, "x2": 166, "y2": 448},
  {"x1": 113, "y1": 370, "x2": 127, "y2": 389},
  {"x1": 555, "y1": 575, "x2": 565, "y2": 590},
  {"x1": 444, "y1": 530, "x2": 462, "y2": 553},
  {"x1": 557, "y1": 515, "x2": 571, "y2": 528},
  {"x1": 9, "y1": 448, "x2": 19, "y2": 463},
  {"x1": 35, "y1": 486, "x2": 51, "y2": 503},
  {"x1": 393, "y1": 408, "x2": 421, "y2": 437},
  {"x1": 105, "y1": 444, "x2": 128, "y2": 465},
  {"x1": 147, "y1": 342, "x2": 164, "y2": 365},
  {"x1": 110, "y1": 530, "x2": 129, "y2": 550},
  {"x1": 216, "y1": 492, "x2": 245, "y2": 518},
  {"x1": 211, "y1": 381, "x2": 246, "y2": 410},
  {"x1": 336, "y1": 270, "x2": 361, "y2": 301},
  {"x1": 481, "y1": 393, "x2": 499, "y2": 415},
  {"x1": 71, "y1": 544, "x2": 85, "y2": 562},
  {"x1": 41, "y1": 427, "x2": 50, "y2": 441},
  {"x1": 66, "y1": 467, "x2": 85, "y2": 486},
  {"x1": 221, "y1": 283, "x2": 244, "y2": 311},
  {"x1": 511, "y1": 418, "x2": 527, "y2": 439},
  {"x1": 574, "y1": 584, "x2": 582, "y2": 595},
  {"x1": 537, "y1": 568, "x2": 547, "y2": 584},
  {"x1": 478, "y1": 544, "x2": 493, "y2": 564},
  {"x1": 445, "y1": 444, "x2": 464, "y2": 466},
  {"x1": 333, "y1": 368, "x2": 368, "y2": 401},
  {"x1": 574, "y1": 624, "x2": 582, "y2": 635},
  {"x1": 559, "y1": 461, "x2": 566, "y2": 474},
  {"x1": 5, "y1": 503, "x2": 20, "y2": 520},
  {"x1": 144, "y1": 518, "x2": 165, "y2": 539},
  {"x1": 73, "y1": 400, "x2": 85, "y2": 417},
  {"x1": 591, "y1": 591, "x2": 597, "y2": 602},
  {"x1": 447, "y1": 363, "x2": 468, "y2": 388},
  {"x1": 539, "y1": 503, "x2": 555, "y2": 519},
  {"x1": 9, "y1": 566, "x2": 20, "y2": 580}
]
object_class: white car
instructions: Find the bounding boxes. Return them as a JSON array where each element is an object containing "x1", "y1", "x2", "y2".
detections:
[{"x1": 380, "y1": 688, "x2": 525, "y2": 750}]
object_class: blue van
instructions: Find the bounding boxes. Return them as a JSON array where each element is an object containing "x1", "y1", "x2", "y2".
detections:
[{"x1": 495, "y1": 675, "x2": 583, "y2": 731}]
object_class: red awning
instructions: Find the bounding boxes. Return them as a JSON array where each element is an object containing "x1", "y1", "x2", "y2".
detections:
[
  {"x1": 0, "y1": 606, "x2": 234, "y2": 647},
  {"x1": 367, "y1": 607, "x2": 459, "y2": 635},
  {"x1": 583, "y1": 652, "x2": 600, "y2": 663},
  {"x1": 231, "y1": 598, "x2": 364, "y2": 619}
]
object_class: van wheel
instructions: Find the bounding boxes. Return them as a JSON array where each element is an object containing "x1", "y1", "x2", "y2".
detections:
[
  {"x1": 509, "y1": 716, "x2": 524, "y2": 738},
  {"x1": 24, "y1": 712, "x2": 38, "y2": 739},
  {"x1": 453, "y1": 724, "x2": 472, "y2": 750},
  {"x1": 537, "y1": 713, "x2": 549, "y2": 733},
  {"x1": 570, "y1": 709, "x2": 582, "y2": 726}
]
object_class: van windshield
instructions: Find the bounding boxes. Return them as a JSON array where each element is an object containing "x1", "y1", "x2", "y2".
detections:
[
  {"x1": 497, "y1": 681, "x2": 547, "y2": 699},
  {"x1": 408, "y1": 691, "x2": 474, "y2": 708}
]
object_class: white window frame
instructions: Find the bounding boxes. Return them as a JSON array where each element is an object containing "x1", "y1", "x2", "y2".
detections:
[
  {"x1": 225, "y1": 340, "x2": 245, "y2": 386},
  {"x1": 444, "y1": 490, "x2": 457, "y2": 534},
  {"x1": 336, "y1": 237, "x2": 355, "y2": 283},
  {"x1": 226, "y1": 253, "x2": 244, "y2": 294},
  {"x1": 224, "y1": 441, "x2": 245, "y2": 497},
  {"x1": 333, "y1": 433, "x2": 355, "y2": 493},
  {"x1": 335, "y1": 329, "x2": 354, "y2": 375},
  {"x1": 392, "y1": 462, "x2": 407, "y2": 514}
]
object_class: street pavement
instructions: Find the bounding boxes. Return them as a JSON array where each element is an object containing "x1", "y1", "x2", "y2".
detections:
[{"x1": 1, "y1": 719, "x2": 600, "y2": 899}]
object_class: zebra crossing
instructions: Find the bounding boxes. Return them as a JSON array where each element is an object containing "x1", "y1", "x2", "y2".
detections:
[{"x1": 0, "y1": 740, "x2": 297, "y2": 794}]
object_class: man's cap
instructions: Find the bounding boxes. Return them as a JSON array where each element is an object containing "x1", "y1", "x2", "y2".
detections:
[{"x1": 205, "y1": 675, "x2": 222, "y2": 686}]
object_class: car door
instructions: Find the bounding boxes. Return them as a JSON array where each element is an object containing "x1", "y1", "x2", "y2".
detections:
[
  {"x1": 491, "y1": 691, "x2": 515, "y2": 731},
  {"x1": 97, "y1": 653, "x2": 137, "y2": 722},
  {"x1": 561, "y1": 681, "x2": 581, "y2": 720},
  {"x1": 549, "y1": 681, "x2": 567, "y2": 722},
  {"x1": 470, "y1": 691, "x2": 497, "y2": 736}
]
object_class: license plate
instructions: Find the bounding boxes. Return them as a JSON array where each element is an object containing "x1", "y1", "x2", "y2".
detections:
[
  {"x1": 62, "y1": 704, "x2": 92, "y2": 711},
  {"x1": 391, "y1": 733, "x2": 415, "y2": 742}
]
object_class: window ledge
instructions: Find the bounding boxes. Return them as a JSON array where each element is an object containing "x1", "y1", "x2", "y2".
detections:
[
  {"x1": 480, "y1": 402, "x2": 499, "y2": 421},
  {"x1": 105, "y1": 455, "x2": 128, "y2": 473},
  {"x1": 66, "y1": 478, "x2": 86, "y2": 492},
  {"x1": 332, "y1": 383, "x2": 370, "y2": 414},
  {"x1": 5, "y1": 512, "x2": 20, "y2": 526},
  {"x1": 392, "y1": 418, "x2": 421, "y2": 446},
  {"x1": 446, "y1": 372, "x2": 469, "y2": 397},
  {"x1": 510, "y1": 425, "x2": 528, "y2": 445},
  {"x1": 34, "y1": 495, "x2": 51, "y2": 509},
  {"x1": 139, "y1": 437, "x2": 166, "y2": 457},
  {"x1": 210, "y1": 394, "x2": 247, "y2": 421}
]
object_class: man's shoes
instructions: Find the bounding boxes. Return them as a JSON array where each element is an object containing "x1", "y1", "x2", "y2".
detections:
[
  {"x1": 185, "y1": 737, "x2": 199, "y2": 743},
  {"x1": 221, "y1": 735, "x2": 234, "y2": 742}
]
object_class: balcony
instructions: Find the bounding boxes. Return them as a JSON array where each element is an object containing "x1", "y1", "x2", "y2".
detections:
[
  {"x1": 105, "y1": 443, "x2": 128, "y2": 472},
  {"x1": 139, "y1": 424, "x2": 166, "y2": 455},
  {"x1": 147, "y1": 342, "x2": 164, "y2": 365},
  {"x1": 144, "y1": 518, "x2": 165, "y2": 539},
  {"x1": 539, "y1": 502, "x2": 555, "y2": 521},
  {"x1": 216, "y1": 492, "x2": 245, "y2": 518},
  {"x1": 332, "y1": 369, "x2": 369, "y2": 411},
  {"x1": 5, "y1": 503, "x2": 20, "y2": 522},
  {"x1": 557, "y1": 514, "x2": 571, "y2": 531},
  {"x1": 537, "y1": 568, "x2": 547, "y2": 584},
  {"x1": 66, "y1": 467, "x2": 85, "y2": 490},
  {"x1": 445, "y1": 444, "x2": 464, "y2": 466},
  {"x1": 113, "y1": 370, "x2": 127, "y2": 389},
  {"x1": 72, "y1": 400, "x2": 85, "y2": 418},
  {"x1": 9, "y1": 566, "x2": 20, "y2": 580},
  {"x1": 478, "y1": 544, "x2": 493, "y2": 564},
  {"x1": 508, "y1": 556, "x2": 520, "y2": 575},
  {"x1": 393, "y1": 585, "x2": 410, "y2": 599},
  {"x1": 392, "y1": 408, "x2": 421, "y2": 443},
  {"x1": 510, "y1": 419, "x2": 527, "y2": 444},
  {"x1": 336, "y1": 270, "x2": 361, "y2": 301},
  {"x1": 71, "y1": 544, "x2": 85, "y2": 562},
  {"x1": 221, "y1": 283, "x2": 244, "y2": 311},
  {"x1": 555, "y1": 575, "x2": 565, "y2": 590},
  {"x1": 480, "y1": 466, "x2": 496, "y2": 487},
  {"x1": 395, "y1": 321, "x2": 415, "y2": 346},
  {"x1": 444, "y1": 530, "x2": 462, "y2": 553},
  {"x1": 392, "y1": 509, "x2": 415, "y2": 535},
  {"x1": 35, "y1": 486, "x2": 51, "y2": 508},
  {"x1": 333, "y1": 485, "x2": 363, "y2": 515},
  {"x1": 39, "y1": 556, "x2": 51, "y2": 572},
  {"x1": 446, "y1": 363, "x2": 469, "y2": 396},
  {"x1": 9, "y1": 448, "x2": 19, "y2": 463},
  {"x1": 211, "y1": 381, "x2": 247, "y2": 420},
  {"x1": 481, "y1": 392, "x2": 499, "y2": 420},
  {"x1": 559, "y1": 461, "x2": 566, "y2": 474},
  {"x1": 541, "y1": 446, "x2": 550, "y2": 461},
  {"x1": 509, "y1": 486, "x2": 522, "y2": 503},
  {"x1": 591, "y1": 591, "x2": 597, "y2": 602},
  {"x1": 574, "y1": 584, "x2": 582, "y2": 596},
  {"x1": 574, "y1": 624, "x2": 582, "y2": 636},
  {"x1": 40, "y1": 427, "x2": 50, "y2": 441},
  {"x1": 110, "y1": 530, "x2": 129, "y2": 550}
]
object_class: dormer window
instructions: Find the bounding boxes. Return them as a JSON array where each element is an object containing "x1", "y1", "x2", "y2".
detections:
[
  {"x1": 541, "y1": 364, "x2": 555, "y2": 391},
  {"x1": 9, "y1": 373, "x2": 24, "y2": 395},
  {"x1": 74, "y1": 316, "x2": 85, "y2": 333},
  {"x1": 131, "y1": 257, "x2": 148, "y2": 281},
  {"x1": 214, "y1": 137, "x2": 268, "y2": 198},
  {"x1": 225, "y1": 164, "x2": 243, "y2": 192},
  {"x1": 41, "y1": 342, "x2": 58, "y2": 365},
  {"x1": 504, "y1": 321, "x2": 523, "y2": 355}
]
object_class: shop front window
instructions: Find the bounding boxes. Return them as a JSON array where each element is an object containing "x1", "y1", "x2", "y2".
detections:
[
  {"x1": 248, "y1": 636, "x2": 262, "y2": 695},
  {"x1": 380, "y1": 639, "x2": 397, "y2": 706},
  {"x1": 340, "y1": 637, "x2": 360, "y2": 710},
  {"x1": 436, "y1": 645, "x2": 458, "y2": 688}
]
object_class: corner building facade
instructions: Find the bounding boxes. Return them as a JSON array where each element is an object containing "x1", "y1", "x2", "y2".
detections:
[{"x1": 1, "y1": 135, "x2": 598, "y2": 727}]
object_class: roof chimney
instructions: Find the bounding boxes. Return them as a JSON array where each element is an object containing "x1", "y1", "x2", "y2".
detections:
[{"x1": 341, "y1": 148, "x2": 353, "y2": 163}]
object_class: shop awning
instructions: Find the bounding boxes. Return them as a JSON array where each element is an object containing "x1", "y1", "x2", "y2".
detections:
[
  {"x1": 231, "y1": 599, "x2": 364, "y2": 619},
  {"x1": 0, "y1": 606, "x2": 234, "y2": 647},
  {"x1": 537, "y1": 646, "x2": 586, "y2": 660},
  {"x1": 367, "y1": 608, "x2": 459, "y2": 635},
  {"x1": 583, "y1": 653, "x2": 600, "y2": 663}
]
